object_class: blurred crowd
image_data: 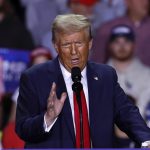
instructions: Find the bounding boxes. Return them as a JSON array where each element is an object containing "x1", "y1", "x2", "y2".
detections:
[{"x1": 0, "y1": 0, "x2": 150, "y2": 148}]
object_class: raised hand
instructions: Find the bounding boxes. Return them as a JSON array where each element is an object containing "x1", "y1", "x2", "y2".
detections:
[{"x1": 45, "y1": 82, "x2": 67, "y2": 126}]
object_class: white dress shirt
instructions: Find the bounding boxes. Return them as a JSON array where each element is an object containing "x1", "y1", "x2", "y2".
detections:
[{"x1": 44, "y1": 62, "x2": 89, "y2": 132}]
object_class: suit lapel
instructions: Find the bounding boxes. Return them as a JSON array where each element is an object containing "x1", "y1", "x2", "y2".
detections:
[
  {"x1": 52, "y1": 57, "x2": 75, "y2": 144},
  {"x1": 86, "y1": 62, "x2": 103, "y2": 143}
]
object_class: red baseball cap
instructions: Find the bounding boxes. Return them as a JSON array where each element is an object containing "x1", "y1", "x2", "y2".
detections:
[
  {"x1": 30, "y1": 47, "x2": 52, "y2": 62},
  {"x1": 69, "y1": 0, "x2": 98, "y2": 6}
]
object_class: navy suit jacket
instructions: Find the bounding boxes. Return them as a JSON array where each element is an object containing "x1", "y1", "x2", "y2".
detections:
[{"x1": 16, "y1": 57, "x2": 150, "y2": 148}]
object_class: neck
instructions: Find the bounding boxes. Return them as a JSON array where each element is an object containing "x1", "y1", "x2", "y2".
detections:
[{"x1": 111, "y1": 58, "x2": 133, "y2": 72}]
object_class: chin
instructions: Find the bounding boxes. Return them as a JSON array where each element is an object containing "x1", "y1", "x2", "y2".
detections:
[{"x1": 71, "y1": 64, "x2": 80, "y2": 68}]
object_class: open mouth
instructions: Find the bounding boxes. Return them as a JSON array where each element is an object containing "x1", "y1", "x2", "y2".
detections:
[{"x1": 71, "y1": 58, "x2": 79, "y2": 66}]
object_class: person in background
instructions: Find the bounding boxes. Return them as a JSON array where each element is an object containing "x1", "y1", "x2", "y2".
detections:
[
  {"x1": 1, "y1": 47, "x2": 52, "y2": 149},
  {"x1": 68, "y1": 0, "x2": 97, "y2": 14},
  {"x1": 1, "y1": 93, "x2": 24, "y2": 148},
  {"x1": 101, "y1": 0, "x2": 126, "y2": 17},
  {"x1": 94, "y1": 0, "x2": 126, "y2": 29},
  {"x1": 30, "y1": 46, "x2": 52, "y2": 65},
  {"x1": 106, "y1": 25, "x2": 150, "y2": 147},
  {"x1": 9, "y1": 0, "x2": 25, "y2": 23},
  {"x1": 91, "y1": 0, "x2": 150, "y2": 67},
  {"x1": 68, "y1": 0, "x2": 126, "y2": 34},
  {"x1": 21, "y1": 0, "x2": 68, "y2": 46},
  {"x1": 0, "y1": 0, "x2": 34, "y2": 50}
]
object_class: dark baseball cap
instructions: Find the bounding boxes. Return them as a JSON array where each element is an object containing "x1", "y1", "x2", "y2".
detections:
[{"x1": 109, "y1": 25, "x2": 135, "y2": 42}]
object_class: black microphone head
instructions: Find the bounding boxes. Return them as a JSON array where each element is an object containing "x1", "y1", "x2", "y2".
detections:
[{"x1": 71, "y1": 67, "x2": 81, "y2": 82}]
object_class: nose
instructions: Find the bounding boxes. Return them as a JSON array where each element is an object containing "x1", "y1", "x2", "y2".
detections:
[{"x1": 71, "y1": 43, "x2": 77, "y2": 55}]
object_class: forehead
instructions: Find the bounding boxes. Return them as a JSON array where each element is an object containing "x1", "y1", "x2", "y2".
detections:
[
  {"x1": 56, "y1": 30, "x2": 88, "y2": 42},
  {"x1": 111, "y1": 36, "x2": 133, "y2": 43}
]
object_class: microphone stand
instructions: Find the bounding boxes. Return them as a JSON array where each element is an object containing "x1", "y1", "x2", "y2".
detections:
[{"x1": 72, "y1": 82, "x2": 84, "y2": 148}]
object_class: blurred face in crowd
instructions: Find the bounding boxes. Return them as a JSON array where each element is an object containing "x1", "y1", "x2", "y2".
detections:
[
  {"x1": 69, "y1": 2, "x2": 94, "y2": 18},
  {"x1": 109, "y1": 37, "x2": 134, "y2": 61},
  {"x1": 126, "y1": 0, "x2": 149, "y2": 18},
  {"x1": 31, "y1": 47, "x2": 51, "y2": 65},
  {"x1": 32, "y1": 55, "x2": 50, "y2": 65},
  {"x1": 54, "y1": 30, "x2": 92, "y2": 72}
]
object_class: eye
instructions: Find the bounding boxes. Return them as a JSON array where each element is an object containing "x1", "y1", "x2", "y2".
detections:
[
  {"x1": 75, "y1": 41, "x2": 83, "y2": 47},
  {"x1": 61, "y1": 42, "x2": 71, "y2": 48}
]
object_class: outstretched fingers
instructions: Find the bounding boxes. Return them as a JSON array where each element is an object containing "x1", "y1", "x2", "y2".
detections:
[
  {"x1": 49, "y1": 82, "x2": 57, "y2": 101},
  {"x1": 60, "y1": 92, "x2": 67, "y2": 104}
]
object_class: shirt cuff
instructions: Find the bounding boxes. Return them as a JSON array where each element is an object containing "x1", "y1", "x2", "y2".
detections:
[
  {"x1": 141, "y1": 141, "x2": 150, "y2": 148},
  {"x1": 43, "y1": 115, "x2": 57, "y2": 132}
]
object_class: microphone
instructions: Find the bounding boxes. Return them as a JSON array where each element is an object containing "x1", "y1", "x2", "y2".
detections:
[
  {"x1": 71, "y1": 67, "x2": 81, "y2": 82},
  {"x1": 71, "y1": 67, "x2": 84, "y2": 148},
  {"x1": 71, "y1": 67, "x2": 83, "y2": 93}
]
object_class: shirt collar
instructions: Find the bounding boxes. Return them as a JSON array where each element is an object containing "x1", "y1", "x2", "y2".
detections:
[{"x1": 59, "y1": 61, "x2": 87, "y2": 80}]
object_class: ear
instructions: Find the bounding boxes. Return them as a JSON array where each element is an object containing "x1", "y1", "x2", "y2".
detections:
[{"x1": 53, "y1": 42, "x2": 59, "y2": 53}]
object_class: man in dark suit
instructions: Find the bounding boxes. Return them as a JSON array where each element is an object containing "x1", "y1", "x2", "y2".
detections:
[{"x1": 16, "y1": 14, "x2": 150, "y2": 148}]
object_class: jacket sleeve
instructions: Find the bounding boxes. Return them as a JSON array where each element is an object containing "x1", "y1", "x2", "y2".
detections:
[
  {"x1": 15, "y1": 72, "x2": 49, "y2": 143},
  {"x1": 112, "y1": 68, "x2": 150, "y2": 145}
]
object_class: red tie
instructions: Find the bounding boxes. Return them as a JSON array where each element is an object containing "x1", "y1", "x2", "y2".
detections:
[{"x1": 73, "y1": 90, "x2": 91, "y2": 148}]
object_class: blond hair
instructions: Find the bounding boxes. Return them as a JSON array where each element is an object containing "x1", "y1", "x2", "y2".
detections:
[{"x1": 52, "y1": 14, "x2": 92, "y2": 42}]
